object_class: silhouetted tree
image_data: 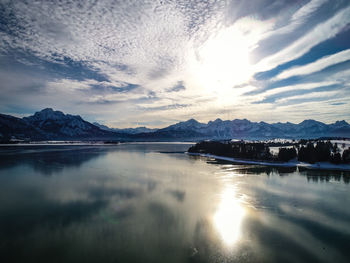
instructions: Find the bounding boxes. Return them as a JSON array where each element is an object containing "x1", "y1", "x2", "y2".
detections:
[
  {"x1": 188, "y1": 141, "x2": 272, "y2": 160},
  {"x1": 278, "y1": 147, "x2": 297, "y2": 162},
  {"x1": 299, "y1": 139, "x2": 308, "y2": 145},
  {"x1": 342, "y1": 148, "x2": 350, "y2": 164},
  {"x1": 298, "y1": 142, "x2": 317, "y2": 163},
  {"x1": 330, "y1": 152, "x2": 342, "y2": 164},
  {"x1": 189, "y1": 140, "x2": 348, "y2": 165},
  {"x1": 315, "y1": 141, "x2": 331, "y2": 162}
]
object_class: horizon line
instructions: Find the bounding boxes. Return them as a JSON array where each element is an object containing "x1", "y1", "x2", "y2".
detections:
[{"x1": 2, "y1": 107, "x2": 348, "y2": 130}]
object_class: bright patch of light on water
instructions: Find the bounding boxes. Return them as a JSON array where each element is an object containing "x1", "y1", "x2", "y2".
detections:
[{"x1": 213, "y1": 187, "x2": 245, "y2": 246}]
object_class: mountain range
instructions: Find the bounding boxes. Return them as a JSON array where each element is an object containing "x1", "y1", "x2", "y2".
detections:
[
  {"x1": 92, "y1": 122, "x2": 157, "y2": 134},
  {"x1": 0, "y1": 108, "x2": 349, "y2": 141}
]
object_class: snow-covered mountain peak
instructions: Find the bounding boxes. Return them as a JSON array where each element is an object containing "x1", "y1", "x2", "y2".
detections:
[
  {"x1": 185, "y1": 118, "x2": 200, "y2": 124},
  {"x1": 28, "y1": 108, "x2": 66, "y2": 121},
  {"x1": 25, "y1": 108, "x2": 85, "y2": 123},
  {"x1": 162, "y1": 118, "x2": 205, "y2": 131},
  {"x1": 333, "y1": 120, "x2": 349, "y2": 126},
  {"x1": 2, "y1": 108, "x2": 350, "y2": 140},
  {"x1": 231, "y1": 119, "x2": 251, "y2": 125},
  {"x1": 299, "y1": 119, "x2": 325, "y2": 126},
  {"x1": 93, "y1": 122, "x2": 158, "y2": 134}
]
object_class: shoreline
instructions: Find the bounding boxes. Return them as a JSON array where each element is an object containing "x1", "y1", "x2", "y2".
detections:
[
  {"x1": 187, "y1": 152, "x2": 350, "y2": 172},
  {"x1": 0, "y1": 141, "x2": 195, "y2": 146}
]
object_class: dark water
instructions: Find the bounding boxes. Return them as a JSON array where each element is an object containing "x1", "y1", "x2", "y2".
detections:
[{"x1": 0, "y1": 143, "x2": 350, "y2": 263}]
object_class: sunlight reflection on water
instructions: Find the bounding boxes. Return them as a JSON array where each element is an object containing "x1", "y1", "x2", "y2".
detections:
[
  {"x1": 1, "y1": 144, "x2": 350, "y2": 262},
  {"x1": 213, "y1": 186, "x2": 245, "y2": 247}
]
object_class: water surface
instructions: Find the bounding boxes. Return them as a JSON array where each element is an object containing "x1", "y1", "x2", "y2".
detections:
[{"x1": 0, "y1": 143, "x2": 350, "y2": 263}]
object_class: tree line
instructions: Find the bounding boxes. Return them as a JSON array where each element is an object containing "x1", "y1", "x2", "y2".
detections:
[{"x1": 188, "y1": 140, "x2": 350, "y2": 164}]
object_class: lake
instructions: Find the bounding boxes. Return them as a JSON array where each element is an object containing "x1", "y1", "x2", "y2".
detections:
[{"x1": 0, "y1": 143, "x2": 350, "y2": 263}]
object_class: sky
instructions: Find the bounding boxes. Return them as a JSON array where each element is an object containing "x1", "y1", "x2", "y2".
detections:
[{"x1": 0, "y1": 0, "x2": 349, "y2": 128}]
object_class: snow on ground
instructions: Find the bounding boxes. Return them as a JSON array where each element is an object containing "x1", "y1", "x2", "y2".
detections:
[
  {"x1": 330, "y1": 140, "x2": 350, "y2": 154},
  {"x1": 269, "y1": 146, "x2": 294, "y2": 155},
  {"x1": 268, "y1": 139, "x2": 350, "y2": 155},
  {"x1": 187, "y1": 153, "x2": 350, "y2": 171},
  {"x1": 264, "y1": 138, "x2": 295, "y2": 143}
]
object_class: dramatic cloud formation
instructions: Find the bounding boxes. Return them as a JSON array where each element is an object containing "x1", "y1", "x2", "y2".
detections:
[{"x1": 0, "y1": 0, "x2": 349, "y2": 127}]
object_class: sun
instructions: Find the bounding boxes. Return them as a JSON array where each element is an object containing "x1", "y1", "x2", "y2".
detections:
[{"x1": 194, "y1": 25, "x2": 253, "y2": 95}]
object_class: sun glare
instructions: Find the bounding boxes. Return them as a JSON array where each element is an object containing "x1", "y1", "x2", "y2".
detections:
[
  {"x1": 213, "y1": 187, "x2": 245, "y2": 246},
  {"x1": 195, "y1": 26, "x2": 253, "y2": 94}
]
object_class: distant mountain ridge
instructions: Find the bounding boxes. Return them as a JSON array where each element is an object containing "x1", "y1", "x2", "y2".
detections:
[
  {"x1": 0, "y1": 108, "x2": 118, "y2": 140},
  {"x1": 0, "y1": 108, "x2": 349, "y2": 141},
  {"x1": 93, "y1": 122, "x2": 158, "y2": 134},
  {"x1": 152, "y1": 118, "x2": 350, "y2": 140}
]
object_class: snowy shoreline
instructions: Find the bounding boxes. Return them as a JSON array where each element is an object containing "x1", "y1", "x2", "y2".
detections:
[{"x1": 187, "y1": 152, "x2": 350, "y2": 171}]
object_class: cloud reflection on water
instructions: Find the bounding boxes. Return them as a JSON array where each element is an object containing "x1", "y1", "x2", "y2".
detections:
[{"x1": 1, "y1": 144, "x2": 350, "y2": 262}]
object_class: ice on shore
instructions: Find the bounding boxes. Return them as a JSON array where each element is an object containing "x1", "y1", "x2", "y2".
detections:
[{"x1": 187, "y1": 153, "x2": 350, "y2": 171}]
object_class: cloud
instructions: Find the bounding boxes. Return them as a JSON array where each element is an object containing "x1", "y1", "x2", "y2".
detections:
[
  {"x1": 0, "y1": 0, "x2": 349, "y2": 125},
  {"x1": 166, "y1": 81, "x2": 186, "y2": 92},
  {"x1": 0, "y1": 0, "x2": 227, "y2": 83},
  {"x1": 138, "y1": 103, "x2": 190, "y2": 112},
  {"x1": 275, "y1": 49, "x2": 350, "y2": 79},
  {"x1": 272, "y1": 0, "x2": 328, "y2": 35},
  {"x1": 253, "y1": 83, "x2": 341, "y2": 104},
  {"x1": 330, "y1": 102, "x2": 347, "y2": 106},
  {"x1": 275, "y1": 90, "x2": 343, "y2": 106},
  {"x1": 255, "y1": 5, "x2": 350, "y2": 72},
  {"x1": 246, "y1": 62, "x2": 350, "y2": 98}
]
